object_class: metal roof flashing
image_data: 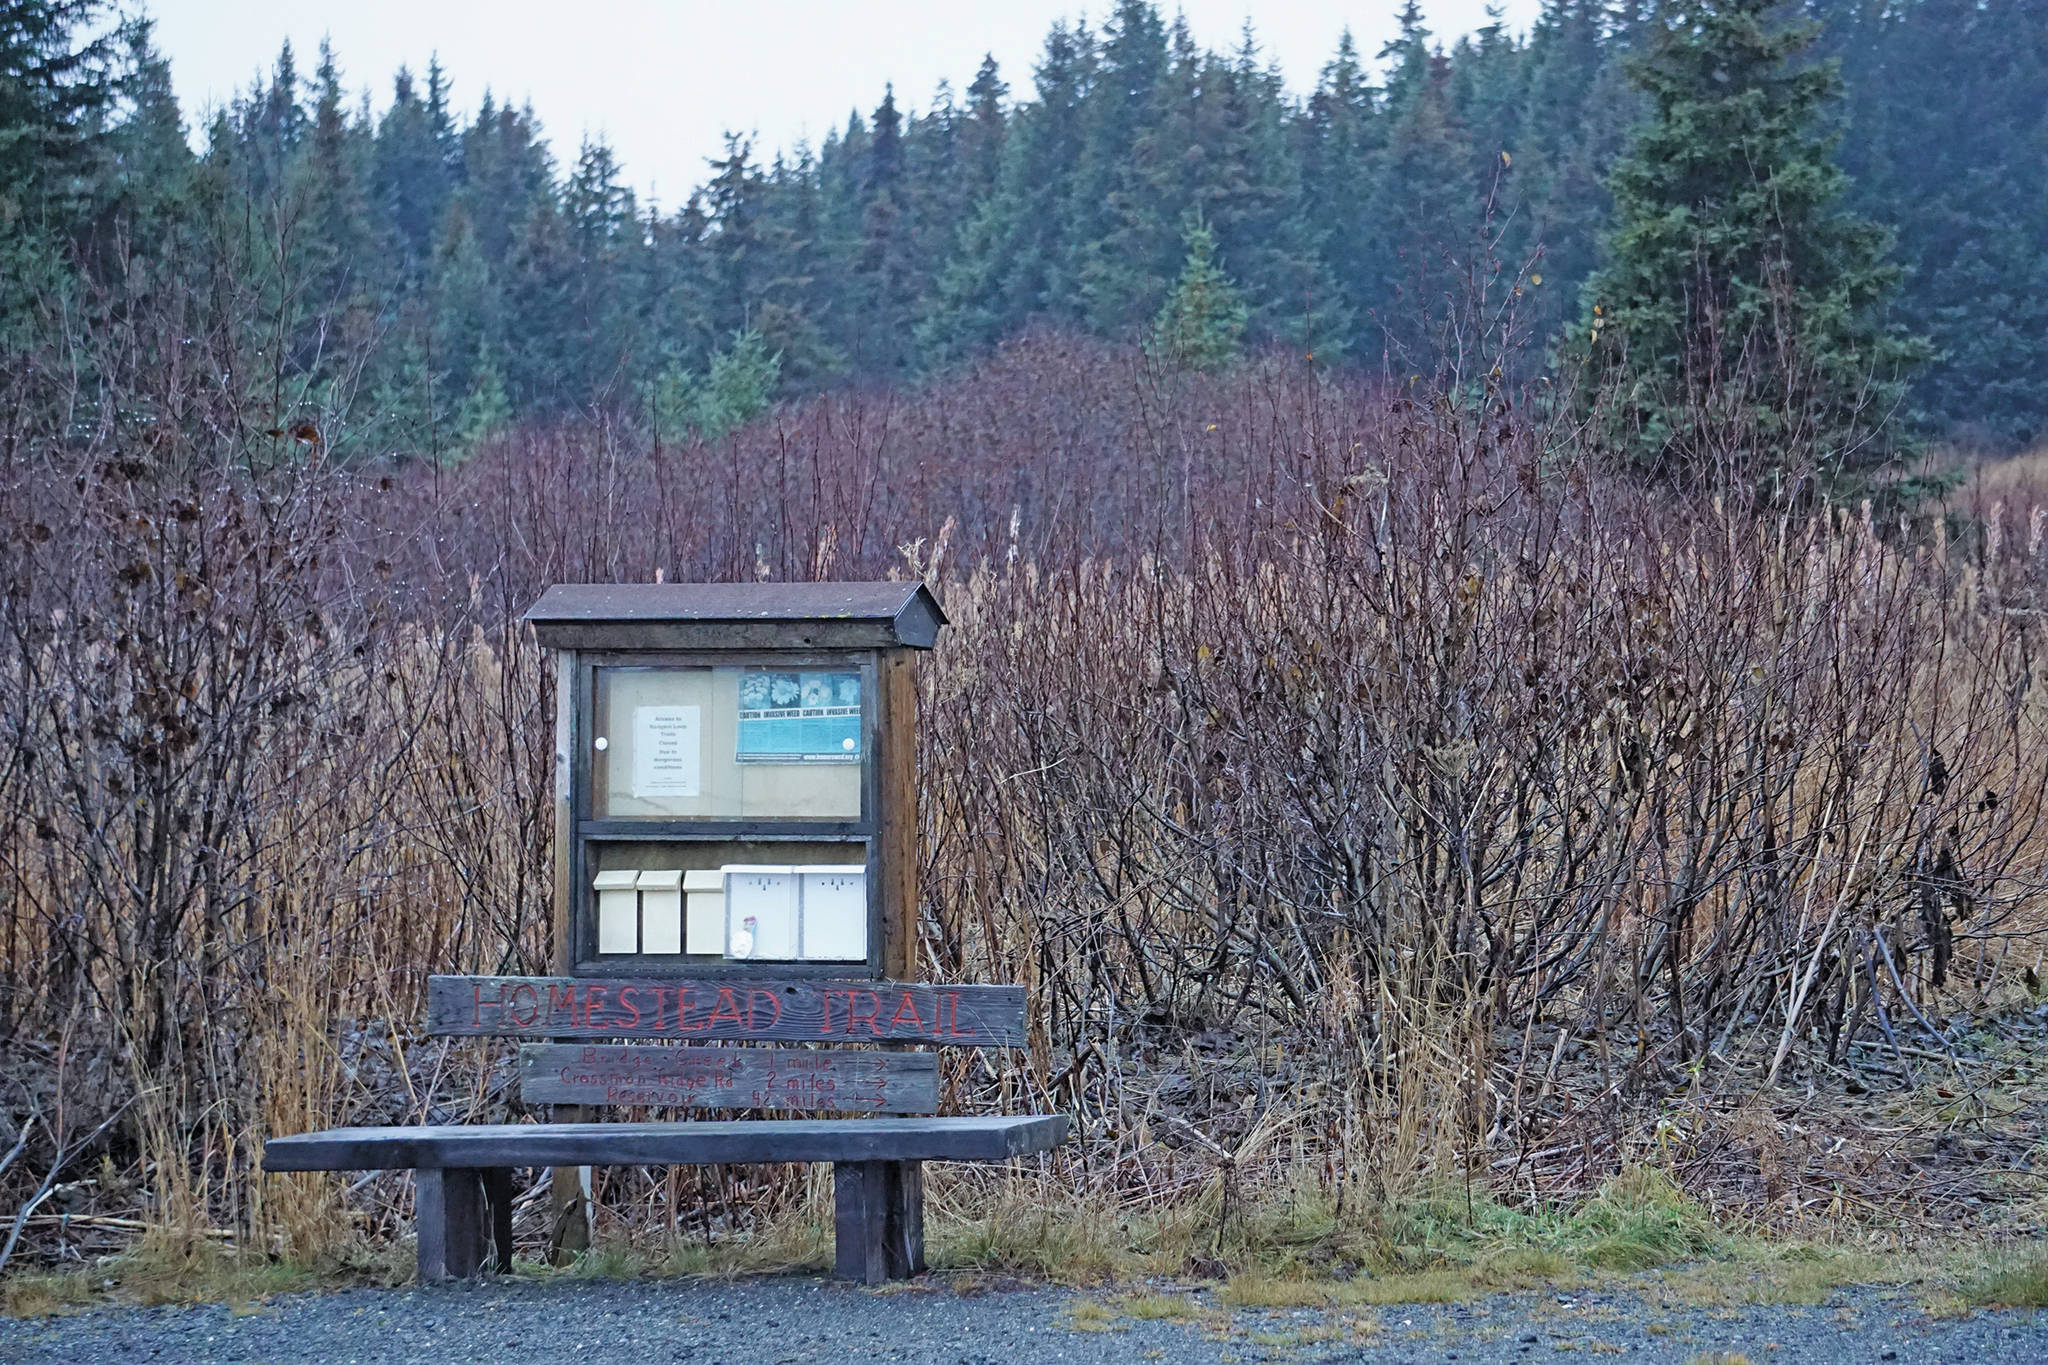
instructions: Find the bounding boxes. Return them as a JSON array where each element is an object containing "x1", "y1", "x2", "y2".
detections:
[{"x1": 521, "y1": 581, "x2": 947, "y2": 651}]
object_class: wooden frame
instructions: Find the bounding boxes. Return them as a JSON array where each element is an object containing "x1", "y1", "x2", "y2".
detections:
[{"x1": 547, "y1": 644, "x2": 922, "y2": 983}]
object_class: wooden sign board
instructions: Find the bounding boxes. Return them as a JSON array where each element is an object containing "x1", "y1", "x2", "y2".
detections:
[
  {"x1": 428, "y1": 976, "x2": 1027, "y2": 1047},
  {"x1": 518, "y1": 1044, "x2": 939, "y2": 1113}
]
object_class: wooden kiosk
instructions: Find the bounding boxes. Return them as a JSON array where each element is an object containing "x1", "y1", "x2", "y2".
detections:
[{"x1": 265, "y1": 582, "x2": 1065, "y2": 1283}]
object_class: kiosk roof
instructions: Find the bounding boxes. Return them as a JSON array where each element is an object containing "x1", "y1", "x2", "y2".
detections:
[{"x1": 523, "y1": 581, "x2": 947, "y2": 651}]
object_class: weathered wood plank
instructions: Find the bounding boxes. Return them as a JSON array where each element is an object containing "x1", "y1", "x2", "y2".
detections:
[
  {"x1": 831, "y1": 1159, "x2": 926, "y2": 1284},
  {"x1": 427, "y1": 976, "x2": 1026, "y2": 1046},
  {"x1": 833, "y1": 1160, "x2": 889, "y2": 1284},
  {"x1": 888, "y1": 1159, "x2": 925, "y2": 1278},
  {"x1": 262, "y1": 1115, "x2": 1068, "y2": 1172},
  {"x1": 878, "y1": 649, "x2": 919, "y2": 981},
  {"x1": 548, "y1": 651, "x2": 592, "y2": 1264},
  {"x1": 518, "y1": 1044, "x2": 939, "y2": 1113},
  {"x1": 416, "y1": 1167, "x2": 489, "y2": 1282},
  {"x1": 415, "y1": 1168, "x2": 450, "y2": 1283}
]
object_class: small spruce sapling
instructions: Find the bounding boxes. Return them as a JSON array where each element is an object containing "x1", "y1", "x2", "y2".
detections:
[{"x1": 1150, "y1": 213, "x2": 1248, "y2": 372}]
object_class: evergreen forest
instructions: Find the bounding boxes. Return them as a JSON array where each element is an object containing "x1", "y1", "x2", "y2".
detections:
[{"x1": 5, "y1": 0, "x2": 2047, "y2": 458}]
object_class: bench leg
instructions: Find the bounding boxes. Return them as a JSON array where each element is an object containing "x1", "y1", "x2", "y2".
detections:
[
  {"x1": 481, "y1": 1167, "x2": 516, "y2": 1273},
  {"x1": 893, "y1": 1161, "x2": 926, "y2": 1278},
  {"x1": 834, "y1": 1160, "x2": 925, "y2": 1285},
  {"x1": 416, "y1": 1167, "x2": 490, "y2": 1283}
]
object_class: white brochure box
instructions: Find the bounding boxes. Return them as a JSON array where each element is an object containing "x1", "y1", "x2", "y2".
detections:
[
  {"x1": 723, "y1": 865, "x2": 798, "y2": 961},
  {"x1": 637, "y1": 869, "x2": 683, "y2": 954},
  {"x1": 799, "y1": 866, "x2": 868, "y2": 961},
  {"x1": 682, "y1": 869, "x2": 724, "y2": 955},
  {"x1": 592, "y1": 869, "x2": 641, "y2": 954}
]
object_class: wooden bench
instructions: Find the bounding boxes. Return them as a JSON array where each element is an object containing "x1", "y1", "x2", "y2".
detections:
[
  {"x1": 265, "y1": 1115, "x2": 1065, "y2": 1284},
  {"x1": 263, "y1": 976, "x2": 1063, "y2": 1284}
]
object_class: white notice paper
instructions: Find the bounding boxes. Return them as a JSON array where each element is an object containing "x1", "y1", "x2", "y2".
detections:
[{"x1": 631, "y1": 705, "x2": 701, "y2": 798}]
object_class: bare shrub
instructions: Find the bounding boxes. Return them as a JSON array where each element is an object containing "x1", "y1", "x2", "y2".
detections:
[{"x1": 2, "y1": 271, "x2": 2046, "y2": 1269}]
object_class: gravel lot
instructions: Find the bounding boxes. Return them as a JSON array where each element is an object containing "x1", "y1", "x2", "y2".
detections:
[{"x1": 1, "y1": 1274, "x2": 2040, "y2": 1364}]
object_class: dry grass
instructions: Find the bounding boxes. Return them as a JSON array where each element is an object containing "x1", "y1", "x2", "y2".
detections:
[
  {"x1": 1961, "y1": 442, "x2": 2048, "y2": 507},
  {"x1": 5, "y1": 322, "x2": 2048, "y2": 1285}
]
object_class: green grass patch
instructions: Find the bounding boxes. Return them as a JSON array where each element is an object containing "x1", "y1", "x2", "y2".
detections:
[
  {"x1": 1059, "y1": 1299, "x2": 1130, "y2": 1333},
  {"x1": 0, "y1": 1230, "x2": 372, "y2": 1318},
  {"x1": 1219, "y1": 1274, "x2": 1345, "y2": 1308},
  {"x1": 1114, "y1": 1291, "x2": 1210, "y2": 1320},
  {"x1": 569, "y1": 1243, "x2": 640, "y2": 1279},
  {"x1": 1962, "y1": 1250, "x2": 2048, "y2": 1307},
  {"x1": 1, "y1": 1269, "x2": 96, "y2": 1318},
  {"x1": 1567, "y1": 1169, "x2": 1721, "y2": 1271}
]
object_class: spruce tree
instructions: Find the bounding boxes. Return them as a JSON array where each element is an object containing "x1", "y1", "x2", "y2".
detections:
[
  {"x1": 0, "y1": 0, "x2": 122, "y2": 327},
  {"x1": 958, "y1": 56, "x2": 1008, "y2": 199},
  {"x1": 920, "y1": 21, "x2": 1094, "y2": 359},
  {"x1": 1361, "y1": 49, "x2": 1477, "y2": 367},
  {"x1": 1301, "y1": 32, "x2": 1381, "y2": 349},
  {"x1": 501, "y1": 193, "x2": 576, "y2": 411},
  {"x1": 1820, "y1": 0, "x2": 2048, "y2": 447},
  {"x1": 375, "y1": 66, "x2": 452, "y2": 283},
  {"x1": 103, "y1": 21, "x2": 190, "y2": 216},
  {"x1": 752, "y1": 146, "x2": 843, "y2": 386},
  {"x1": 430, "y1": 196, "x2": 494, "y2": 398},
  {"x1": 561, "y1": 135, "x2": 643, "y2": 402},
  {"x1": 1206, "y1": 27, "x2": 1343, "y2": 350},
  {"x1": 701, "y1": 134, "x2": 766, "y2": 340},
  {"x1": 299, "y1": 40, "x2": 375, "y2": 309},
  {"x1": 847, "y1": 85, "x2": 919, "y2": 374},
  {"x1": 1576, "y1": 0, "x2": 1926, "y2": 481},
  {"x1": 1068, "y1": 0, "x2": 1167, "y2": 325},
  {"x1": 1510, "y1": 0, "x2": 1637, "y2": 344},
  {"x1": 694, "y1": 328, "x2": 780, "y2": 438},
  {"x1": 1150, "y1": 213, "x2": 1246, "y2": 370},
  {"x1": 457, "y1": 95, "x2": 553, "y2": 271},
  {"x1": 234, "y1": 40, "x2": 303, "y2": 199}
]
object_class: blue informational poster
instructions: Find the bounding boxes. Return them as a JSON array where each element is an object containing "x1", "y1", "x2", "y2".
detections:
[{"x1": 736, "y1": 670, "x2": 861, "y2": 763}]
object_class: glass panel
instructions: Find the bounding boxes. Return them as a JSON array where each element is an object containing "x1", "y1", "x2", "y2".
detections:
[{"x1": 592, "y1": 666, "x2": 864, "y2": 821}]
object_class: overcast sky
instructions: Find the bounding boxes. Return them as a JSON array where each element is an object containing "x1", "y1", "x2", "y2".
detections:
[{"x1": 146, "y1": 0, "x2": 1545, "y2": 209}]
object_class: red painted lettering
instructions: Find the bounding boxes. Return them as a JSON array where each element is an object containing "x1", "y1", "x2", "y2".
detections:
[
  {"x1": 888, "y1": 992, "x2": 926, "y2": 1033},
  {"x1": 506, "y1": 982, "x2": 540, "y2": 1028},
  {"x1": 747, "y1": 990, "x2": 783, "y2": 1032},
  {"x1": 582, "y1": 985, "x2": 609, "y2": 1027},
  {"x1": 847, "y1": 990, "x2": 882, "y2": 1036},
  {"x1": 548, "y1": 983, "x2": 578, "y2": 1026},
  {"x1": 676, "y1": 986, "x2": 708, "y2": 1033},
  {"x1": 706, "y1": 987, "x2": 746, "y2": 1030},
  {"x1": 944, "y1": 991, "x2": 977, "y2": 1039},
  {"x1": 818, "y1": 989, "x2": 837, "y2": 1035},
  {"x1": 618, "y1": 986, "x2": 643, "y2": 1029},
  {"x1": 470, "y1": 981, "x2": 505, "y2": 1027}
]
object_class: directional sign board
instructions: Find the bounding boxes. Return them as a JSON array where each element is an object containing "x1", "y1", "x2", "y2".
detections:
[{"x1": 518, "y1": 1044, "x2": 940, "y2": 1113}]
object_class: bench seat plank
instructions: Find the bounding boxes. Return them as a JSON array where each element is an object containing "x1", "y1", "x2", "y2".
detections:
[{"x1": 263, "y1": 1115, "x2": 1067, "y2": 1172}]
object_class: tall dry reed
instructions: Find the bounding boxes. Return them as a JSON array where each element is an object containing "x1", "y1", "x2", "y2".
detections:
[{"x1": 2, "y1": 273, "x2": 2045, "y2": 1266}]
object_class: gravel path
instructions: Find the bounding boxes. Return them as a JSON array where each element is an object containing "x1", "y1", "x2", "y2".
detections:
[{"x1": 1, "y1": 1274, "x2": 2040, "y2": 1364}]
